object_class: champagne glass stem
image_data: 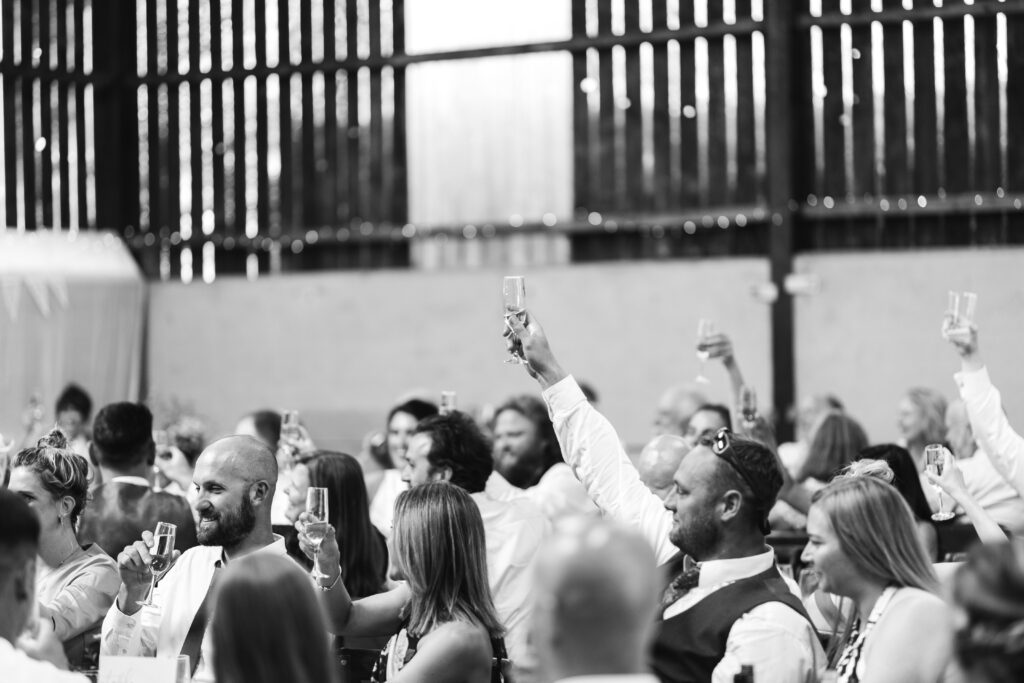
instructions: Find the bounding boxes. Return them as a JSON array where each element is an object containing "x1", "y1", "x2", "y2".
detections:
[
  {"x1": 938, "y1": 491, "x2": 945, "y2": 517},
  {"x1": 312, "y1": 547, "x2": 320, "y2": 580}
]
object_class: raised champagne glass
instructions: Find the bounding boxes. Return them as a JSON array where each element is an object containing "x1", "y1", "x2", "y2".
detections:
[
  {"x1": 925, "y1": 444, "x2": 955, "y2": 521},
  {"x1": 694, "y1": 319, "x2": 716, "y2": 384},
  {"x1": 139, "y1": 522, "x2": 177, "y2": 607},
  {"x1": 305, "y1": 487, "x2": 330, "y2": 579},
  {"x1": 503, "y1": 276, "x2": 527, "y2": 364},
  {"x1": 440, "y1": 391, "x2": 457, "y2": 415}
]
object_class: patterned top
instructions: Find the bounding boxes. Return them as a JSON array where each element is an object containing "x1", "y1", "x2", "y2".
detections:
[
  {"x1": 373, "y1": 623, "x2": 509, "y2": 683},
  {"x1": 835, "y1": 586, "x2": 899, "y2": 683}
]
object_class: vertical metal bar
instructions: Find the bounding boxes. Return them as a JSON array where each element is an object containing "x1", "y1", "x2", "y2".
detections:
[{"x1": 763, "y1": 0, "x2": 798, "y2": 442}]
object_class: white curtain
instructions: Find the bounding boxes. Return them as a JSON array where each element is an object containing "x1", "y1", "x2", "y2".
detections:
[{"x1": 0, "y1": 232, "x2": 145, "y2": 442}]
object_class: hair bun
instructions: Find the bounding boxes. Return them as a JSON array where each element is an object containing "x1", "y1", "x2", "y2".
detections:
[{"x1": 37, "y1": 428, "x2": 70, "y2": 450}]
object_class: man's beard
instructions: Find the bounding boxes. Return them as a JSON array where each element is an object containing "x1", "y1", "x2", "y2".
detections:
[
  {"x1": 668, "y1": 506, "x2": 722, "y2": 561},
  {"x1": 197, "y1": 492, "x2": 257, "y2": 547},
  {"x1": 495, "y1": 452, "x2": 545, "y2": 489}
]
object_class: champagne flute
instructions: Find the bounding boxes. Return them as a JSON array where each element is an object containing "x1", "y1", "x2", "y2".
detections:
[
  {"x1": 305, "y1": 487, "x2": 330, "y2": 580},
  {"x1": 138, "y1": 522, "x2": 177, "y2": 606},
  {"x1": 503, "y1": 276, "x2": 527, "y2": 365},
  {"x1": 694, "y1": 319, "x2": 715, "y2": 384},
  {"x1": 739, "y1": 385, "x2": 758, "y2": 425},
  {"x1": 925, "y1": 444, "x2": 955, "y2": 521},
  {"x1": 440, "y1": 391, "x2": 457, "y2": 415},
  {"x1": 175, "y1": 655, "x2": 191, "y2": 683}
]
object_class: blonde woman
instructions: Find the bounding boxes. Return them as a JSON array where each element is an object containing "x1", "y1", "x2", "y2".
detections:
[
  {"x1": 7, "y1": 430, "x2": 119, "y2": 667},
  {"x1": 298, "y1": 482, "x2": 506, "y2": 683},
  {"x1": 802, "y1": 476, "x2": 960, "y2": 683}
]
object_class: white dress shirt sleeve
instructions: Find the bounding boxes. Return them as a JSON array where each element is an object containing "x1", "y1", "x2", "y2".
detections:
[
  {"x1": 712, "y1": 603, "x2": 824, "y2": 683},
  {"x1": 100, "y1": 599, "x2": 159, "y2": 658},
  {"x1": 956, "y1": 366, "x2": 1024, "y2": 499},
  {"x1": 542, "y1": 376, "x2": 678, "y2": 565}
]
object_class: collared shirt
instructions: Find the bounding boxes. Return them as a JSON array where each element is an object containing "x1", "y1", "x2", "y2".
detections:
[
  {"x1": 0, "y1": 637, "x2": 89, "y2": 683},
  {"x1": 486, "y1": 464, "x2": 599, "y2": 522},
  {"x1": 369, "y1": 469, "x2": 408, "y2": 539},
  {"x1": 37, "y1": 544, "x2": 119, "y2": 642},
  {"x1": 955, "y1": 365, "x2": 1024, "y2": 503},
  {"x1": 101, "y1": 536, "x2": 287, "y2": 683},
  {"x1": 470, "y1": 488, "x2": 550, "y2": 676},
  {"x1": 542, "y1": 376, "x2": 825, "y2": 683}
]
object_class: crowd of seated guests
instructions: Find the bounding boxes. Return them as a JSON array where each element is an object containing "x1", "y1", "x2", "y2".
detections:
[{"x1": 4, "y1": 303, "x2": 1024, "y2": 683}]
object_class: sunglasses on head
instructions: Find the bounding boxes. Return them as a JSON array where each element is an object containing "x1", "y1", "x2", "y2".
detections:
[
  {"x1": 697, "y1": 427, "x2": 773, "y2": 534},
  {"x1": 697, "y1": 428, "x2": 759, "y2": 501}
]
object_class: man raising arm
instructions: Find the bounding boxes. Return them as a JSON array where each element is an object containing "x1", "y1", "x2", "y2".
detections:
[{"x1": 505, "y1": 312, "x2": 824, "y2": 683}]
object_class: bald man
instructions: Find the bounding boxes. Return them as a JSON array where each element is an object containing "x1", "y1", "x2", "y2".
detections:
[
  {"x1": 101, "y1": 437, "x2": 286, "y2": 682},
  {"x1": 637, "y1": 435, "x2": 691, "y2": 501},
  {"x1": 532, "y1": 517, "x2": 660, "y2": 683},
  {"x1": 653, "y1": 385, "x2": 707, "y2": 438}
]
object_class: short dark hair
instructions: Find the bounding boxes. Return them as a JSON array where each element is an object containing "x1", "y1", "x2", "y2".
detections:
[
  {"x1": 413, "y1": 413, "x2": 494, "y2": 494},
  {"x1": 387, "y1": 399, "x2": 439, "y2": 425},
  {"x1": 0, "y1": 489, "x2": 39, "y2": 586},
  {"x1": 709, "y1": 434, "x2": 783, "y2": 533},
  {"x1": 693, "y1": 403, "x2": 733, "y2": 432},
  {"x1": 246, "y1": 410, "x2": 282, "y2": 448},
  {"x1": 92, "y1": 402, "x2": 155, "y2": 469},
  {"x1": 55, "y1": 383, "x2": 92, "y2": 420}
]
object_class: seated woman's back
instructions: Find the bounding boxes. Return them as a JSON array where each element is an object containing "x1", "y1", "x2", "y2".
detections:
[{"x1": 382, "y1": 619, "x2": 495, "y2": 683}]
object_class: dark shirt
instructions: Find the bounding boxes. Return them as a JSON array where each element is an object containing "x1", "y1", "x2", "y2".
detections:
[{"x1": 79, "y1": 480, "x2": 198, "y2": 556}]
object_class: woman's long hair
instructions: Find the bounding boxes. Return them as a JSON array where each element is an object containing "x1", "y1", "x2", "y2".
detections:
[
  {"x1": 797, "y1": 411, "x2": 869, "y2": 482},
  {"x1": 812, "y1": 476, "x2": 939, "y2": 664},
  {"x1": 953, "y1": 541, "x2": 1024, "y2": 683},
  {"x1": 305, "y1": 451, "x2": 387, "y2": 598},
  {"x1": 392, "y1": 482, "x2": 504, "y2": 639},
  {"x1": 212, "y1": 553, "x2": 338, "y2": 683}
]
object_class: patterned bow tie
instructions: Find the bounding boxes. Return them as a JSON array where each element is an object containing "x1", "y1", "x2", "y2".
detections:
[{"x1": 662, "y1": 557, "x2": 701, "y2": 607}]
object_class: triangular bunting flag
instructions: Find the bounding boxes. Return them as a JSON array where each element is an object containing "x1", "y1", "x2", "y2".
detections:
[
  {"x1": 25, "y1": 277, "x2": 51, "y2": 318},
  {"x1": 49, "y1": 278, "x2": 69, "y2": 309},
  {"x1": 0, "y1": 277, "x2": 21, "y2": 322}
]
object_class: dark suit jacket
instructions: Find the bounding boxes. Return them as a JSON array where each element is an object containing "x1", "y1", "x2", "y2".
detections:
[{"x1": 79, "y1": 480, "x2": 198, "y2": 557}]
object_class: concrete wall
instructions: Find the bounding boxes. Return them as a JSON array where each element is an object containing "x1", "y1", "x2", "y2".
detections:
[
  {"x1": 147, "y1": 260, "x2": 773, "y2": 451},
  {"x1": 792, "y1": 247, "x2": 1024, "y2": 443},
  {"x1": 147, "y1": 246, "x2": 1024, "y2": 454}
]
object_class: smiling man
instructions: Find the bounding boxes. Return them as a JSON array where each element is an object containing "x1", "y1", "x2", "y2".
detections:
[
  {"x1": 505, "y1": 312, "x2": 825, "y2": 683},
  {"x1": 100, "y1": 436, "x2": 284, "y2": 682}
]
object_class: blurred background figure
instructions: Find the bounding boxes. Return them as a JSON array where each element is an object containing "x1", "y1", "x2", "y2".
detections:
[
  {"x1": 212, "y1": 553, "x2": 339, "y2": 683},
  {"x1": 234, "y1": 409, "x2": 282, "y2": 451},
  {"x1": 0, "y1": 489, "x2": 91, "y2": 681},
  {"x1": 636, "y1": 435, "x2": 691, "y2": 502},
  {"x1": 652, "y1": 384, "x2": 707, "y2": 439},
  {"x1": 531, "y1": 516, "x2": 660, "y2": 683},
  {"x1": 54, "y1": 385, "x2": 92, "y2": 459},
  {"x1": 366, "y1": 399, "x2": 439, "y2": 538},
  {"x1": 79, "y1": 402, "x2": 197, "y2": 559},
  {"x1": 282, "y1": 450, "x2": 389, "y2": 651},
  {"x1": 489, "y1": 394, "x2": 597, "y2": 521},
  {"x1": 953, "y1": 541, "x2": 1024, "y2": 683},
  {"x1": 7, "y1": 431, "x2": 119, "y2": 669}
]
